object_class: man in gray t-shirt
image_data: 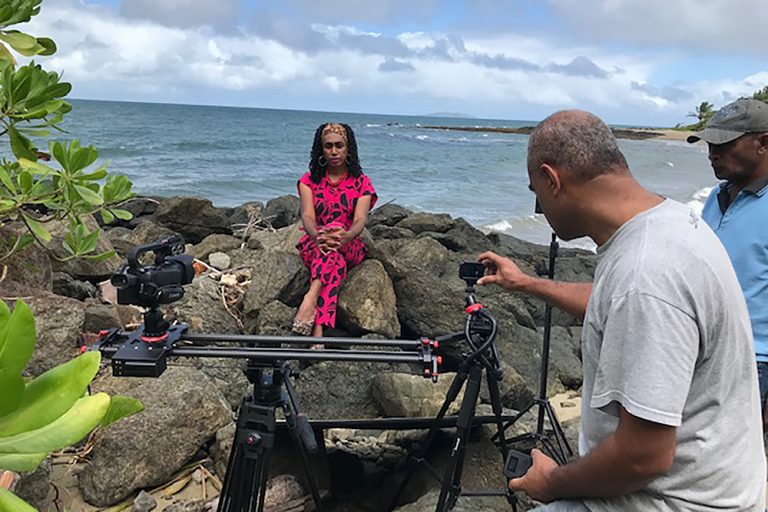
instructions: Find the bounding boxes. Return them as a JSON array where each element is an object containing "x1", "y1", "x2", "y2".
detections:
[{"x1": 478, "y1": 110, "x2": 765, "y2": 510}]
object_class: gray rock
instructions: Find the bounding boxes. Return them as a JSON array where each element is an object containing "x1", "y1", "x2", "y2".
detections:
[
  {"x1": 52, "y1": 272, "x2": 97, "y2": 300},
  {"x1": 228, "y1": 201, "x2": 264, "y2": 229},
  {"x1": 246, "y1": 299, "x2": 294, "y2": 336},
  {"x1": 236, "y1": 249, "x2": 308, "y2": 322},
  {"x1": 153, "y1": 196, "x2": 232, "y2": 244},
  {"x1": 540, "y1": 326, "x2": 583, "y2": 390},
  {"x1": 161, "y1": 499, "x2": 206, "y2": 512},
  {"x1": 122, "y1": 196, "x2": 160, "y2": 218},
  {"x1": 0, "y1": 225, "x2": 53, "y2": 295},
  {"x1": 166, "y1": 275, "x2": 241, "y2": 334},
  {"x1": 83, "y1": 303, "x2": 123, "y2": 333},
  {"x1": 80, "y1": 368, "x2": 233, "y2": 507},
  {"x1": 188, "y1": 234, "x2": 242, "y2": 261},
  {"x1": 104, "y1": 226, "x2": 138, "y2": 257},
  {"x1": 372, "y1": 372, "x2": 463, "y2": 417},
  {"x1": 393, "y1": 273, "x2": 466, "y2": 338},
  {"x1": 130, "y1": 490, "x2": 157, "y2": 512},
  {"x1": 368, "y1": 203, "x2": 413, "y2": 227},
  {"x1": 131, "y1": 219, "x2": 180, "y2": 246},
  {"x1": 208, "y1": 252, "x2": 231, "y2": 270},
  {"x1": 396, "y1": 212, "x2": 454, "y2": 234},
  {"x1": 294, "y1": 359, "x2": 411, "y2": 420},
  {"x1": 262, "y1": 195, "x2": 300, "y2": 229},
  {"x1": 338, "y1": 260, "x2": 400, "y2": 338},
  {"x1": 420, "y1": 218, "x2": 496, "y2": 252},
  {"x1": 368, "y1": 224, "x2": 416, "y2": 240},
  {"x1": 246, "y1": 223, "x2": 302, "y2": 255},
  {"x1": 13, "y1": 458, "x2": 51, "y2": 512},
  {"x1": 22, "y1": 294, "x2": 87, "y2": 376}
]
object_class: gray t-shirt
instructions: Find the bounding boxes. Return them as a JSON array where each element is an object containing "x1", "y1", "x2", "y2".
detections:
[{"x1": 579, "y1": 199, "x2": 765, "y2": 511}]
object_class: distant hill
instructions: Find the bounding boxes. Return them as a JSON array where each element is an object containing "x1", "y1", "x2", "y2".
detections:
[{"x1": 425, "y1": 112, "x2": 477, "y2": 119}]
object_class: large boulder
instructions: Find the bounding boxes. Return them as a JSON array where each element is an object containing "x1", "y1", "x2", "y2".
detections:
[
  {"x1": 22, "y1": 294, "x2": 87, "y2": 376},
  {"x1": 166, "y1": 274, "x2": 242, "y2": 334},
  {"x1": 262, "y1": 195, "x2": 300, "y2": 229},
  {"x1": 0, "y1": 225, "x2": 52, "y2": 295},
  {"x1": 368, "y1": 203, "x2": 413, "y2": 227},
  {"x1": 338, "y1": 260, "x2": 400, "y2": 338},
  {"x1": 188, "y1": 234, "x2": 242, "y2": 261},
  {"x1": 372, "y1": 372, "x2": 464, "y2": 417},
  {"x1": 246, "y1": 223, "x2": 303, "y2": 255},
  {"x1": 396, "y1": 212, "x2": 454, "y2": 234},
  {"x1": 153, "y1": 196, "x2": 231, "y2": 244},
  {"x1": 130, "y1": 218, "x2": 180, "y2": 246},
  {"x1": 235, "y1": 249, "x2": 308, "y2": 326},
  {"x1": 79, "y1": 368, "x2": 232, "y2": 506}
]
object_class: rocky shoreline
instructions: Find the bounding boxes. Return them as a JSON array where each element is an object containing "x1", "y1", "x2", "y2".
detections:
[
  {"x1": 2, "y1": 195, "x2": 596, "y2": 511},
  {"x1": 419, "y1": 124, "x2": 694, "y2": 141}
]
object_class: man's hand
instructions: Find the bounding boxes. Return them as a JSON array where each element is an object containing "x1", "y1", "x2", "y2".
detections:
[
  {"x1": 477, "y1": 251, "x2": 533, "y2": 292},
  {"x1": 508, "y1": 448, "x2": 558, "y2": 502}
]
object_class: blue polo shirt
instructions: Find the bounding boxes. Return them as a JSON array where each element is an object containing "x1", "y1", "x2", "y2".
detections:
[{"x1": 701, "y1": 177, "x2": 768, "y2": 362}]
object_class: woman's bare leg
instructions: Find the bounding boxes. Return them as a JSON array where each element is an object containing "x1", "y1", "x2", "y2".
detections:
[{"x1": 295, "y1": 279, "x2": 322, "y2": 325}]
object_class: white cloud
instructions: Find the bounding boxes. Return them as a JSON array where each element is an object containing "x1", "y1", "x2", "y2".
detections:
[
  {"x1": 546, "y1": 0, "x2": 768, "y2": 54},
  {"x1": 15, "y1": 0, "x2": 766, "y2": 125},
  {"x1": 120, "y1": 0, "x2": 239, "y2": 28}
]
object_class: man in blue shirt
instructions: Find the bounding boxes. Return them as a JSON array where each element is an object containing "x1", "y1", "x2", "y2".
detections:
[{"x1": 688, "y1": 98, "x2": 768, "y2": 427}]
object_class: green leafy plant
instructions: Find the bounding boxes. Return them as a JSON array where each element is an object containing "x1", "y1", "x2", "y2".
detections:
[
  {"x1": 0, "y1": 0, "x2": 134, "y2": 265},
  {"x1": 0, "y1": 299, "x2": 143, "y2": 510}
]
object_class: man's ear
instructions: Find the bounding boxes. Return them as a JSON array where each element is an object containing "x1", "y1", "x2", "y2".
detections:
[
  {"x1": 757, "y1": 133, "x2": 768, "y2": 154},
  {"x1": 539, "y1": 163, "x2": 563, "y2": 196}
]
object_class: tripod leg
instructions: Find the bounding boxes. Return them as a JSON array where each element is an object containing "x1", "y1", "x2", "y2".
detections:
[
  {"x1": 281, "y1": 383, "x2": 325, "y2": 512},
  {"x1": 386, "y1": 368, "x2": 471, "y2": 512},
  {"x1": 218, "y1": 398, "x2": 276, "y2": 512},
  {"x1": 435, "y1": 365, "x2": 483, "y2": 512}
]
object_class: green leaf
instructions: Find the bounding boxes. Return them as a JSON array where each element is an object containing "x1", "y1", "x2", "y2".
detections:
[
  {"x1": 0, "y1": 300, "x2": 35, "y2": 376},
  {"x1": 0, "y1": 488, "x2": 37, "y2": 512},
  {"x1": 0, "y1": 42, "x2": 15, "y2": 64},
  {"x1": 17, "y1": 170, "x2": 32, "y2": 192},
  {"x1": 82, "y1": 250, "x2": 115, "y2": 261},
  {"x1": 35, "y1": 37, "x2": 55, "y2": 56},
  {"x1": 50, "y1": 141, "x2": 67, "y2": 170},
  {"x1": 112, "y1": 209, "x2": 133, "y2": 221},
  {"x1": 73, "y1": 184, "x2": 103, "y2": 205},
  {"x1": 7, "y1": 126, "x2": 37, "y2": 161},
  {"x1": 69, "y1": 145, "x2": 98, "y2": 173},
  {"x1": 0, "y1": 166, "x2": 15, "y2": 192},
  {"x1": 99, "y1": 396, "x2": 143, "y2": 428},
  {"x1": 0, "y1": 393, "x2": 110, "y2": 454},
  {"x1": 0, "y1": 300, "x2": 35, "y2": 416},
  {"x1": 18, "y1": 158, "x2": 54, "y2": 176},
  {"x1": 0, "y1": 352, "x2": 102, "y2": 437},
  {"x1": 0, "y1": 452, "x2": 46, "y2": 472},
  {"x1": 100, "y1": 209, "x2": 114, "y2": 224},
  {"x1": 20, "y1": 212, "x2": 51, "y2": 242},
  {"x1": 0, "y1": 30, "x2": 38, "y2": 51}
]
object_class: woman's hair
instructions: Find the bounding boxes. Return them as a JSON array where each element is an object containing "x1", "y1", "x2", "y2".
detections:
[{"x1": 308, "y1": 123, "x2": 362, "y2": 183}]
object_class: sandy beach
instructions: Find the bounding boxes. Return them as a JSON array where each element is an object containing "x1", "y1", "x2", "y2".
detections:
[{"x1": 420, "y1": 124, "x2": 698, "y2": 142}]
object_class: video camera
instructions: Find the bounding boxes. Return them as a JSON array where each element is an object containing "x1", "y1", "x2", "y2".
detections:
[{"x1": 111, "y1": 235, "x2": 195, "y2": 308}]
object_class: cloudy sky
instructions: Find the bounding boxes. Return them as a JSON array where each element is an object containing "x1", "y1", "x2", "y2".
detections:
[{"x1": 20, "y1": 0, "x2": 768, "y2": 125}]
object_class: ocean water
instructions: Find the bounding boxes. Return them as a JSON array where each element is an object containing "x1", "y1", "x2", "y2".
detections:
[{"x1": 40, "y1": 100, "x2": 717, "y2": 249}]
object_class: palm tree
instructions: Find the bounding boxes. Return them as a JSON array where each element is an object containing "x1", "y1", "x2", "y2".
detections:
[
  {"x1": 688, "y1": 101, "x2": 715, "y2": 123},
  {"x1": 752, "y1": 86, "x2": 768, "y2": 103}
]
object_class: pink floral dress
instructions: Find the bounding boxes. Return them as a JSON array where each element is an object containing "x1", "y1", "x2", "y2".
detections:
[{"x1": 296, "y1": 171, "x2": 377, "y2": 328}]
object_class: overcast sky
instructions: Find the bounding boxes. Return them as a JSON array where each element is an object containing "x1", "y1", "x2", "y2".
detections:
[{"x1": 20, "y1": 0, "x2": 768, "y2": 125}]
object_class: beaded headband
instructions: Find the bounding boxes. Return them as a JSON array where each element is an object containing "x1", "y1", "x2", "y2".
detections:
[{"x1": 321, "y1": 123, "x2": 348, "y2": 143}]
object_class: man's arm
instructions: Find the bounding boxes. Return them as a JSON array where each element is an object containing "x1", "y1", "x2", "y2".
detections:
[
  {"x1": 477, "y1": 251, "x2": 592, "y2": 318},
  {"x1": 510, "y1": 408, "x2": 677, "y2": 502}
]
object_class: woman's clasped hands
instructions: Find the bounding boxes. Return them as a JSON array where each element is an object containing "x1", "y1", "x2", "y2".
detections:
[{"x1": 316, "y1": 224, "x2": 351, "y2": 253}]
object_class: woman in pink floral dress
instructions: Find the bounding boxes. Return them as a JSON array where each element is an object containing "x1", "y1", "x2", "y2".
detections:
[{"x1": 292, "y1": 123, "x2": 377, "y2": 340}]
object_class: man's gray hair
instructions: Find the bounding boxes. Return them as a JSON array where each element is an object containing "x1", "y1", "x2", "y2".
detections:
[{"x1": 527, "y1": 110, "x2": 629, "y2": 183}]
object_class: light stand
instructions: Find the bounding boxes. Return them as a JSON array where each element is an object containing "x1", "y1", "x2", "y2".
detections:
[{"x1": 491, "y1": 229, "x2": 573, "y2": 465}]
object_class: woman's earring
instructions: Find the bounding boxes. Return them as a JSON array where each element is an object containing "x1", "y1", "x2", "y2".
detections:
[
  {"x1": 345, "y1": 155, "x2": 352, "y2": 165},
  {"x1": 318, "y1": 156, "x2": 328, "y2": 166}
]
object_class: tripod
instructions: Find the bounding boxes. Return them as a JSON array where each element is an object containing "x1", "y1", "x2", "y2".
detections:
[
  {"x1": 388, "y1": 284, "x2": 515, "y2": 512},
  {"x1": 217, "y1": 361, "x2": 324, "y2": 512},
  {"x1": 492, "y1": 232, "x2": 572, "y2": 465}
]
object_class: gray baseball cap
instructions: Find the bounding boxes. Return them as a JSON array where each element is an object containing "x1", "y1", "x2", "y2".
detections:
[{"x1": 687, "y1": 98, "x2": 768, "y2": 144}]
